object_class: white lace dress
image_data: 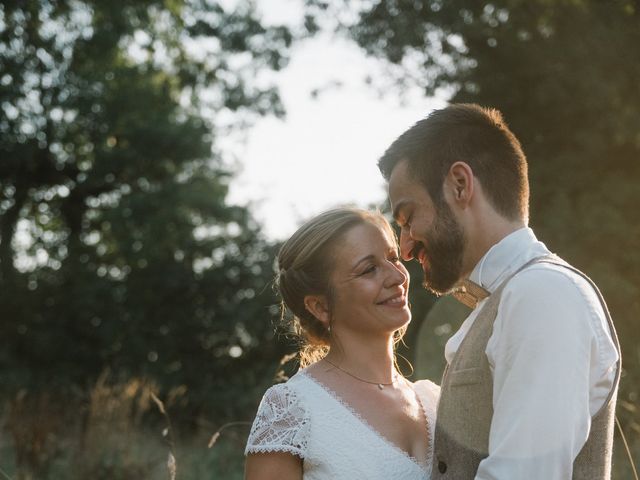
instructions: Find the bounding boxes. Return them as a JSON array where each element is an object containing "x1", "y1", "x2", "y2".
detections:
[{"x1": 245, "y1": 370, "x2": 440, "y2": 479}]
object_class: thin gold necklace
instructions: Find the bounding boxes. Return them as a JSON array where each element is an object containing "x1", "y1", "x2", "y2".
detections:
[{"x1": 323, "y1": 358, "x2": 399, "y2": 390}]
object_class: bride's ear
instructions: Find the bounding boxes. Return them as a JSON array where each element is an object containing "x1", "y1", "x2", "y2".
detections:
[{"x1": 303, "y1": 294, "x2": 330, "y2": 328}]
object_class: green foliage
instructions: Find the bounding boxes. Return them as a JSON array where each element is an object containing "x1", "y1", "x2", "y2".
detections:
[
  {"x1": 316, "y1": 0, "x2": 640, "y2": 441},
  {"x1": 413, "y1": 296, "x2": 470, "y2": 382},
  {"x1": 0, "y1": 0, "x2": 292, "y2": 429}
]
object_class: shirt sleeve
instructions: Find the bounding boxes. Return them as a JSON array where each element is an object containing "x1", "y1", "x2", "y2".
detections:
[
  {"x1": 475, "y1": 266, "x2": 613, "y2": 480},
  {"x1": 245, "y1": 383, "x2": 310, "y2": 458}
]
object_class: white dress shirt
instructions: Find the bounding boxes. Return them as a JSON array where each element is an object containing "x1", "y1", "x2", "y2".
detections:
[{"x1": 444, "y1": 227, "x2": 619, "y2": 480}]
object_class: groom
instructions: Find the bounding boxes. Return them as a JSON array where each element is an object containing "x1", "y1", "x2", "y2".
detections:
[{"x1": 380, "y1": 104, "x2": 621, "y2": 479}]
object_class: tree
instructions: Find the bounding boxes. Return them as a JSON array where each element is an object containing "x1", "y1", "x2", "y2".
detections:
[
  {"x1": 310, "y1": 0, "x2": 640, "y2": 436},
  {"x1": 0, "y1": 0, "x2": 293, "y2": 421}
]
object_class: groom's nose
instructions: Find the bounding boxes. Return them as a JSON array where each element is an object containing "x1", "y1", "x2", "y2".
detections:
[{"x1": 399, "y1": 228, "x2": 415, "y2": 261}]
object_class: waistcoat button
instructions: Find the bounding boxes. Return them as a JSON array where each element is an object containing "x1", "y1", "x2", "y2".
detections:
[{"x1": 438, "y1": 460, "x2": 447, "y2": 474}]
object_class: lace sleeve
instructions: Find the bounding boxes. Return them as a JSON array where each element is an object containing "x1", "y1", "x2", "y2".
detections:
[{"x1": 245, "y1": 383, "x2": 310, "y2": 458}]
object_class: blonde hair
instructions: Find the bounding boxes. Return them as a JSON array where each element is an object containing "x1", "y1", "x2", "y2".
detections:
[{"x1": 276, "y1": 207, "x2": 404, "y2": 368}]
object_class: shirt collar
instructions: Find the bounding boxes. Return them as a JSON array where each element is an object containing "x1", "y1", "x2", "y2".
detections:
[{"x1": 468, "y1": 227, "x2": 550, "y2": 292}]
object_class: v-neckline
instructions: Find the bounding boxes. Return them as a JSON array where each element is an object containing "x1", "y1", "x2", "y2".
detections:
[{"x1": 298, "y1": 370, "x2": 431, "y2": 473}]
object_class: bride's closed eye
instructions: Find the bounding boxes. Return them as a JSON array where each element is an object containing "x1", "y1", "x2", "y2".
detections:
[{"x1": 360, "y1": 264, "x2": 378, "y2": 276}]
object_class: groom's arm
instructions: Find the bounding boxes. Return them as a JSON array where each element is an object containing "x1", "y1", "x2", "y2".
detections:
[{"x1": 474, "y1": 267, "x2": 617, "y2": 480}]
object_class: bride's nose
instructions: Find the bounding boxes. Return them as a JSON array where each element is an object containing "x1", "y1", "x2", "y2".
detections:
[{"x1": 385, "y1": 261, "x2": 408, "y2": 288}]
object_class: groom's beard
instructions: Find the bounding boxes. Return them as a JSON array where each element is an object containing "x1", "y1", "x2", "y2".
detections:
[{"x1": 416, "y1": 202, "x2": 466, "y2": 295}]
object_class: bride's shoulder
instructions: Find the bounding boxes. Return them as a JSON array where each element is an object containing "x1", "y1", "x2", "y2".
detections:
[
  {"x1": 261, "y1": 370, "x2": 306, "y2": 395},
  {"x1": 247, "y1": 374, "x2": 312, "y2": 458},
  {"x1": 252, "y1": 374, "x2": 312, "y2": 426},
  {"x1": 410, "y1": 378, "x2": 441, "y2": 402},
  {"x1": 258, "y1": 369, "x2": 313, "y2": 402}
]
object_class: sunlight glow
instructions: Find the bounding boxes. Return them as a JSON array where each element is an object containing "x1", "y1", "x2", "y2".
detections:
[{"x1": 223, "y1": 32, "x2": 445, "y2": 239}]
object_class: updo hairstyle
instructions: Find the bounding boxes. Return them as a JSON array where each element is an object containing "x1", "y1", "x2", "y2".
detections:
[{"x1": 276, "y1": 207, "x2": 395, "y2": 367}]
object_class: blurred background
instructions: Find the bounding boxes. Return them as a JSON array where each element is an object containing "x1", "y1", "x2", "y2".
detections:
[{"x1": 0, "y1": 0, "x2": 638, "y2": 478}]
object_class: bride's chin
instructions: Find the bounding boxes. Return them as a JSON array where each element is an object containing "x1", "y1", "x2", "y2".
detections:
[{"x1": 395, "y1": 312, "x2": 412, "y2": 328}]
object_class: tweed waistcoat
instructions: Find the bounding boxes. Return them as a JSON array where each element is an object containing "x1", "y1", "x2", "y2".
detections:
[{"x1": 431, "y1": 255, "x2": 621, "y2": 479}]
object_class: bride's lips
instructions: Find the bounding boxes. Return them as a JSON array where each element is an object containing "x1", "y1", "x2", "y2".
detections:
[{"x1": 377, "y1": 292, "x2": 407, "y2": 307}]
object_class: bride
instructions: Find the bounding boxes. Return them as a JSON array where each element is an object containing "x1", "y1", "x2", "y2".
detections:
[{"x1": 245, "y1": 207, "x2": 439, "y2": 479}]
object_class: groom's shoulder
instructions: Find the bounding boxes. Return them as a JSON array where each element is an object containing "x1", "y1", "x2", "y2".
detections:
[
  {"x1": 507, "y1": 257, "x2": 599, "y2": 300},
  {"x1": 501, "y1": 258, "x2": 607, "y2": 328}
]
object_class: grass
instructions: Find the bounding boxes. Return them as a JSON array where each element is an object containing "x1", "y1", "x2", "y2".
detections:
[{"x1": 0, "y1": 373, "x2": 250, "y2": 480}]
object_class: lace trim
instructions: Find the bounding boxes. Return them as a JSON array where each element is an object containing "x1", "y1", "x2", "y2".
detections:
[
  {"x1": 245, "y1": 444, "x2": 306, "y2": 458},
  {"x1": 414, "y1": 380, "x2": 439, "y2": 477},
  {"x1": 300, "y1": 371, "x2": 430, "y2": 474},
  {"x1": 245, "y1": 383, "x2": 310, "y2": 458}
]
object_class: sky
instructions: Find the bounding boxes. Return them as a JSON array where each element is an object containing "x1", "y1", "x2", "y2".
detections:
[{"x1": 222, "y1": 1, "x2": 446, "y2": 240}]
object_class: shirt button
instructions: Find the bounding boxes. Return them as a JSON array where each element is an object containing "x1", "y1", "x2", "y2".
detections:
[{"x1": 438, "y1": 460, "x2": 447, "y2": 474}]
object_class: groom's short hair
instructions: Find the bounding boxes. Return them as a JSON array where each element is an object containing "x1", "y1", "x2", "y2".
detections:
[{"x1": 379, "y1": 103, "x2": 529, "y2": 222}]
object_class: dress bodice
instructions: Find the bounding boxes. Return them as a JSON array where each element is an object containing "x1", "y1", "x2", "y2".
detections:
[{"x1": 245, "y1": 371, "x2": 440, "y2": 480}]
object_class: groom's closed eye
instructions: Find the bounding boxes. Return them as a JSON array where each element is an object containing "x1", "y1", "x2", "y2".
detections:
[{"x1": 392, "y1": 201, "x2": 410, "y2": 226}]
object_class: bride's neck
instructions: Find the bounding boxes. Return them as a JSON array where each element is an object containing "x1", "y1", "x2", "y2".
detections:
[{"x1": 324, "y1": 334, "x2": 396, "y2": 379}]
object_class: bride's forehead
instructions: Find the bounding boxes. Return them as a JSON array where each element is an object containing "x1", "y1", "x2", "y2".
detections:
[{"x1": 336, "y1": 222, "x2": 396, "y2": 255}]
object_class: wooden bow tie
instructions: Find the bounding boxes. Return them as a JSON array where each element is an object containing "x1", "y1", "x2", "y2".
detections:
[{"x1": 450, "y1": 279, "x2": 490, "y2": 309}]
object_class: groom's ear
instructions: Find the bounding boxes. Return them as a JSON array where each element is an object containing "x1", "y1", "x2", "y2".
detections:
[
  {"x1": 446, "y1": 161, "x2": 474, "y2": 208},
  {"x1": 303, "y1": 294, "x2": 331, "y2": 328}
]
